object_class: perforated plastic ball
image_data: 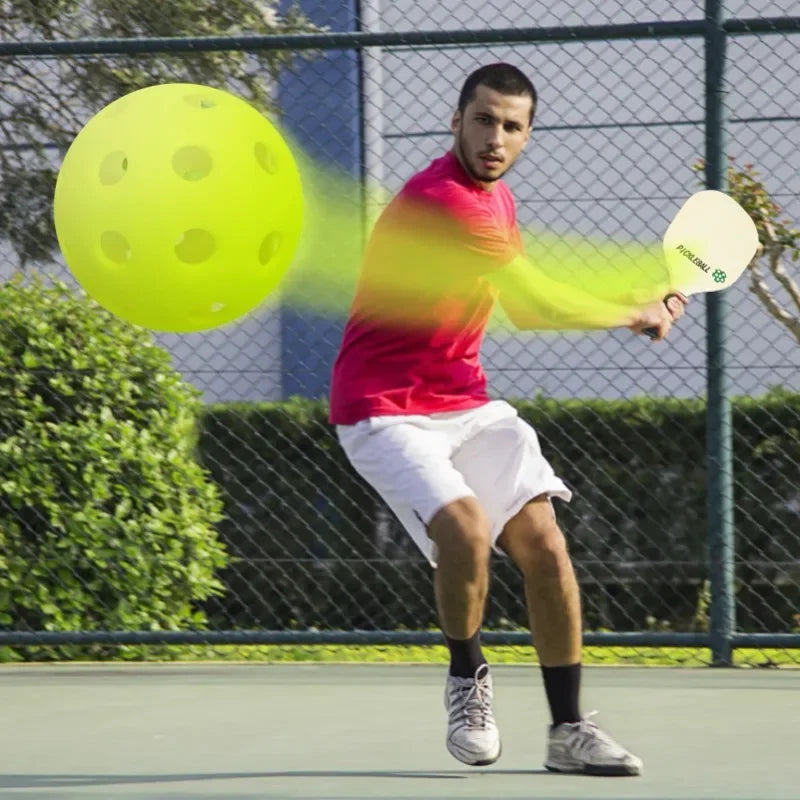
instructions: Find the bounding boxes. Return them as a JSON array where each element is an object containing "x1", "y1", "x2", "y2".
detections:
[{"x1": 53, "y1": 83, "x2": 303, "y2": 332}]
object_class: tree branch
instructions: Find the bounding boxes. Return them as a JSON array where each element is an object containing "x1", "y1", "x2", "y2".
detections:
[
  {"x1": 764, "y1": 220, "x2": 800, "y2": 315},
  {"x1": 748, "y1": 225, "x2": 800, "y2": 344}
]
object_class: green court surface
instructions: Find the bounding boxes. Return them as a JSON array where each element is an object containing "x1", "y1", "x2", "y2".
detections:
[{"x1": 1, "y1": 663, "x2": 797, "y2": 799}]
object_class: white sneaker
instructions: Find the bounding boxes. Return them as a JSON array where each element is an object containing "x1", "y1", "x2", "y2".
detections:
[
  {"x1": 443, "y1": 663, "x2": 501, "y2": 766},
  {"x1": 545, "y1": 711, "x2": 643, "y2": 776}
]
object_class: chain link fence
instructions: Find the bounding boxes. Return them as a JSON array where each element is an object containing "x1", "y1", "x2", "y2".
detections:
[{"x1": 0, "y1": 1, "x2": 798, "y2": 666}]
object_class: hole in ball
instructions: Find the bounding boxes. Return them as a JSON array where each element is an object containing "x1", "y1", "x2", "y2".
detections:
[
  {"x1": 101, "y1": 231, "x2": 132, "y2": 263},
  {"x1": 99, "y1": 151, "x2": 129, "y2": 186},
  {"x1": 184, "y1": 94, "x2": 217, "y2": 110},
  {"x1": 254, "y1": 142, "x2": 278, "y2": 174},
  {"x1": 175, "y1": 229, "x2": 215, "y2": 263},
  {"x1": 259, "y1": 232, "x2": 281, "y2": 265},
  {"x1": 172, "y1": 146, "x2": 212, "y2": 181}
]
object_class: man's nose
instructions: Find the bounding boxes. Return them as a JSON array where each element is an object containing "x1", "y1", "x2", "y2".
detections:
[{"x1": 486, "y1": 124, "x2": 503, "y2": 148}]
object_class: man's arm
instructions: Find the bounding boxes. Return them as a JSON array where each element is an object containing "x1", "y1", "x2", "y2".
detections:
[{"x1": 487, "y1": 254, "x2": 683, "y2": 340}]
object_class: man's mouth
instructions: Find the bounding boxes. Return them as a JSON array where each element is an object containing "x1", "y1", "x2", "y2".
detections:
[{"x1": 479, "y1": 153, "x2": 503, "y2": 167}]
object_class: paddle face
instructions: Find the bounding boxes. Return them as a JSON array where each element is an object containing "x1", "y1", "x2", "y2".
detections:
[
  {"x1": 662, "y1": 189, "x2": 759, "y2": 296},
  {"x1": 643, "y1": 190, "x2": 760, "y2": 339}
]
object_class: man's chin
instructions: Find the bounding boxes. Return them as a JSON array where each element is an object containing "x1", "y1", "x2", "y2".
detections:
[{"x1": 469, "y1": 164, "x2": 504, "y2": 183}]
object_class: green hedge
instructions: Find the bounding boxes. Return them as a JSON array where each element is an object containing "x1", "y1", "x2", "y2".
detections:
[
  {"x1": 198, "y1": 391, "x2": 800, "y2": 634},
  {"x1": 0, "y1": 278, "x2": 227, "y2": 660}
]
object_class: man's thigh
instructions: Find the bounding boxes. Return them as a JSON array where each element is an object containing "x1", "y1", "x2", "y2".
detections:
[
  {"x1": 337, "y1": 417, "x2": 476, "y2": 565},
  {"x1": 452, "y1": 408, "x2": 571, "y2": 543}
]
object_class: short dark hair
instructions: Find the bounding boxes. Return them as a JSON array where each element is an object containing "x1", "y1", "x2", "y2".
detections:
[{"x1": 458, "y1": 63, "x2": 537, "y2": 124}]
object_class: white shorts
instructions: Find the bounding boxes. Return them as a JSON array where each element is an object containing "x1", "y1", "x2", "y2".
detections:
[{"x1": 336, "y1": 399, "x2": 572, "y2": 566}]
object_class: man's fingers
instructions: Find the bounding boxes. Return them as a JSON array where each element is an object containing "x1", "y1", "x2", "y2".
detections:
[
  {"x1": 666, "y1": 297, "x2": 683, "y2": 317},
  {"x1": 665, "y1": 292, "x2": 689, "y2": 319}
]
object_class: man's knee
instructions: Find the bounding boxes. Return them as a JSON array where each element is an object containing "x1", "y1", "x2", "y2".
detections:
[
  {"x1": 428, "y1": 497, "x2": 492, "y2": 564},
  {"x1": 499, "y1": 497, "x2": 571, "y2": 577}
]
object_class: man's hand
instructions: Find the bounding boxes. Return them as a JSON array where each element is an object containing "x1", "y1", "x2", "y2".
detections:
[{"x1": 628, "y1": 292, "x2": 689, "y2": 341}]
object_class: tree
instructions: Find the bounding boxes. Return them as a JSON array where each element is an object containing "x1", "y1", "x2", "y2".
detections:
[
  {"x1": 694, "y1": 158, "x2": 800, "y2": 342},
  {"x1": 0, "y1": 0, "x2": 319, "y2": 268}
]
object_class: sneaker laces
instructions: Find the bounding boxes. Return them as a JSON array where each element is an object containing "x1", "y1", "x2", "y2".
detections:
[
  {"x1": 449, "y1": 665, "x2": 495, "y2": 730},
  {"x1": 562, "y1": 711, "x2": 627, "y2": 759}
]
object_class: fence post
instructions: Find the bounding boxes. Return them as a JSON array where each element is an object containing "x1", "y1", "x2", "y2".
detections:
[
  {"x1": 277, "y1": 0, "x2": 362, "y2": 399},
  {"x1": 704, "y1": 0, "x2": 735, "y2": 667}
]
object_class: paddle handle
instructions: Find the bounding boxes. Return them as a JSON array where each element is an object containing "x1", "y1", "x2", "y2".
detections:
[{"x1": 643, "y1": 294, "x2": 679, "y2": 340}]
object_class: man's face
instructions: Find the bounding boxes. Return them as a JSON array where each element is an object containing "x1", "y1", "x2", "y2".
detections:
[{"x1": 451, "y1": 84, "x2": 532, "y2": 188}]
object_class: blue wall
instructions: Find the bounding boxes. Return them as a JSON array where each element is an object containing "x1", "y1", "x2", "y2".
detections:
[{"x1": 278, "y1": 0, "x2": 362, "y2": 399}]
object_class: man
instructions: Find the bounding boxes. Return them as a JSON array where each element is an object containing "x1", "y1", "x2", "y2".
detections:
[{"x1": 329, "y1": 63, "x2": 686, "y2": 775}]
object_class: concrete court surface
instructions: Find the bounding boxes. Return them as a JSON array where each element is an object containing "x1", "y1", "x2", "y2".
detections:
[{"x1": 1, "y1": 663, "x2": 798, "y2": 799}]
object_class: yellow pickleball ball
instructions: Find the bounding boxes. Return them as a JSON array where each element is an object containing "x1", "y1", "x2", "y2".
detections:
[{"x1": 53, "y1": 83, "x2": 303, "y2": 332}]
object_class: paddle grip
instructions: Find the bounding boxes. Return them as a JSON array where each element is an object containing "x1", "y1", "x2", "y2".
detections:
[{"x1": 643, "y1": 294, "x2": 679, "y2": 340}]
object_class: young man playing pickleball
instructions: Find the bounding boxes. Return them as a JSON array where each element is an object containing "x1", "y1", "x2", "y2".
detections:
[{"x1": 329, "y1": 63, "x2": 686, "y2": 775}]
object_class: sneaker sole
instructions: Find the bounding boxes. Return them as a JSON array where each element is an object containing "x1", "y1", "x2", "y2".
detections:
[
  {"x1": 447, "y1": 740, "x2": 502, "y2": 767},
  {"x1": 545, "y1": 762, "x2": 642, "y2": 777}
]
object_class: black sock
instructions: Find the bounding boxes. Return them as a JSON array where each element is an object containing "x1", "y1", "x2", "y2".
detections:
[
  {"x1": 445, "y1": 630, "x2": 487, "y2": 678},
  {"x1": 541, "y1": 662, "x2": 582, "y2": 727}
]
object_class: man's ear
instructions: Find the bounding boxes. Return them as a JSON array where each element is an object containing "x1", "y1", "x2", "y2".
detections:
[{"x1": 450, "y1": 110, "x2": 461, "y2": 135}]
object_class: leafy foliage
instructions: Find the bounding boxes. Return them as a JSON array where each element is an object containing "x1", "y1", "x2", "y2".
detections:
[
  {"x1": 0, "y1": 1, "x2": 319, "y2": 267},
  {"x1": 198, "y1": 394, "x2": 800, "y2": 635},
  {"x1": 0, "y1": 277, "x2": 227, "y2": 660},
  {"x1": 694, "y1": 158, "x2": 800, "y2": 341}
]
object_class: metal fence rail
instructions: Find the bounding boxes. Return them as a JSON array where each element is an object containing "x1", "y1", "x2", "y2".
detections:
[
  {"x1": 2, "y1": 17, "x2": 799, "y2": 56},
  {"x1": 1, "y1": 1, "x2": 799, "y2": 666}
]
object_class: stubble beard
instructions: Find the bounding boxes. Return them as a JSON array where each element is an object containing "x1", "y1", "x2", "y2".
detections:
[{"x1": 457, "y1": 129, "x2": 507, "y2": 185}]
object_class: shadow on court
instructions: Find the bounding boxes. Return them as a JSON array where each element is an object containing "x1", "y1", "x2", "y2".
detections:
[{"x1": 0, "y1": 770, "x2": 549, "y2": 788}]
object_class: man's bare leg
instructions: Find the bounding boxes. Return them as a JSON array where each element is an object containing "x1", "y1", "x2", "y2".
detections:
[
  {"x1": 428, "y1": 496, "x2": 492, "y2": 643},
  {"x1": 428, "y1": 496, "x2": 500, "y2": 766},
  {"x1": 497, "y1": 495, "x2": 582, "y2": 670},
  {"x1": 498, "y1": 495, "x2": 643, "y2": 775}
]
